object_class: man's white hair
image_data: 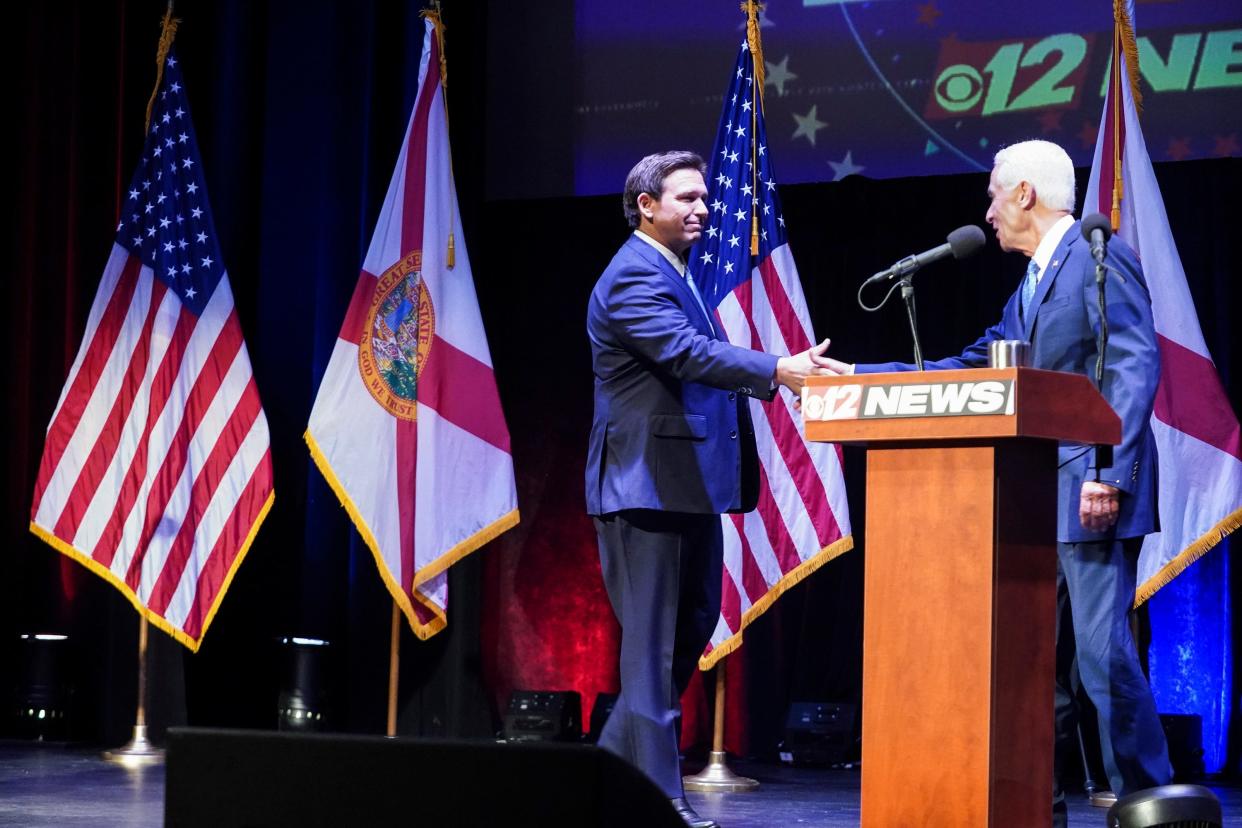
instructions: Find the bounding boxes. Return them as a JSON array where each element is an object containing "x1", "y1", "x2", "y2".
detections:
[{"x1": 993, "y1": 140, "x2": 1076, "y2": 212}]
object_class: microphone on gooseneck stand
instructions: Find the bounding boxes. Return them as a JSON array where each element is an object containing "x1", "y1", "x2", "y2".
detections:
[
  {"x1": 858, "y1": 225, "x2": 986, "y2": 371},
  {"x1": 1081, "y1": 212, "x2": 1114, "y2": 477},
  {"x1": 862, "y1": 225, "x2": 987, "y2": 287},
  {"x1": 1081, "y1": 212, "x2": 1112, "y2": 268}
]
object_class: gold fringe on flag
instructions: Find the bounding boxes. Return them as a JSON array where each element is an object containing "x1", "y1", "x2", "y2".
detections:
[
  {"x1": 699, "y1": 535, "x2": 853, "y2": 670},
  {"x1": 144, "y1": 2, "x2": 180, "y2": 134},
  {"x1": 422, "y1": 3, "x2": 456, "y2": 268},
  {"x1": 1134, "y1": 506, "x2": 1242, "y2": 608}
]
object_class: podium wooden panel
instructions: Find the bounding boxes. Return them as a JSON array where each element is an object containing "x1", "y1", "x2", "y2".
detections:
[{"x1": 802, "y1": 368, "x2": 1120, "y2": 826}]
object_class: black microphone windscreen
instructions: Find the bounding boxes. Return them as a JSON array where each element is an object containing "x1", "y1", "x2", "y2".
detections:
[
  {"x1": 947, "y1": 225, "x2": 986, "y2": 260},
  {"x1": 1081, "y1": 213, "x2": 1112, "y2": 241}
]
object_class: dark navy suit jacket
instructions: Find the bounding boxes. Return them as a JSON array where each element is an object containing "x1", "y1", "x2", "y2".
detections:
[
  {"x1": 585, "y1": 234, "x2": 780, "y2": 516},
  {"x1": 859, "y1": 223, "x2": 1160, "y2": 543}
]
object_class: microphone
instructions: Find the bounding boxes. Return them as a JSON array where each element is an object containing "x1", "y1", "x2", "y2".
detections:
[
  {"x1": 1081, "y1": 213, "x2": 1112, "y2": 265},
  {"x1": 864, "y1": 225, "x2": 986, "y2": 286}
]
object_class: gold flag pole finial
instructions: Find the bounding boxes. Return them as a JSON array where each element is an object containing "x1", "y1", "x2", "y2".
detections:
[
  {"x1": 422, "y1": 2, "x2": 455, "y2": 268},
  {"x1": 144, "y1": 2, "x2": 181, "y2": 135},
  {"x1": 743, "y1": 1, "x2": 765, "y2": 256}
]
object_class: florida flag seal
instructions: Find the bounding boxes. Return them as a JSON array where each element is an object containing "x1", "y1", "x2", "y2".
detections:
[{"x1": 359, "y1": 251, "x2": 435, "y2": 421}]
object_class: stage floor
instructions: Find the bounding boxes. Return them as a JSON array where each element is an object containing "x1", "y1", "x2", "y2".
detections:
[{"x1": 0, "y1": 741, "x2": 1236, "y2": 826}]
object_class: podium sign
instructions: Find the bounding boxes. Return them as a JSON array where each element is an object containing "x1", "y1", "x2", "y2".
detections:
[{"x1": 802, "y1": 367, "x2": 1120, "y2": 826}]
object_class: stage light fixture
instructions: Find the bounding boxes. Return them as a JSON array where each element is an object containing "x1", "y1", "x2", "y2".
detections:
[
  {"x1": 277, "y1": 637, "x2": 330, "y2": 732},
  {"x1": 14, "y1": 633, "x2": 71, "y2": 741},
  {"x1": 778, "y1": 701, "x2": 858, "y2": 767},
  {"x1": 503, "y1": 690, "x2": 582, "y2": 742},
  {"x1": 1106, "y1": 783, "x2": 1222, "y2": 828}
]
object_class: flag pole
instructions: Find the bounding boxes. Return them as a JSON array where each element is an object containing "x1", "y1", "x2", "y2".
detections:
[
  {"x1": 103, "y1": 617, "x2": 164, "y2": 766},
  {"x1": 1109, "y1": 0, "x2": 1142, "y2": 231},
  {"x1": 386, "y1": 601, "x2": 401, "y2": 736},
  {"x1": 423, "y1": 3, "x2": 456, "y2": 268},
  {"x1": 683, "y1": 656, "x2": 759, "y2": 791},
  {"x1": 1110, "y1": 5, "x2": 1123, "y2": 230},
  {"x1": 686, "y1": 0, "x2": 766, "y2": 793},
  {"x1": 745, "y1": 0, "x2": 764, "y2": 257},
  {"x1": 103, "y1": 3, "x2": 179, "y2": 768}
]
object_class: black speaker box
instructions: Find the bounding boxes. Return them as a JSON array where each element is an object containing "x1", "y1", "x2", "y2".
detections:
[
  {"x1": 779, "y1": 701, "x2": 857, "y2": 766},
  {"x1": 503, "y1": 689, "x2": 582, "y2": 742},
  {"x1": 166, "y1": 728, "x2": 683, "y2": 828}
]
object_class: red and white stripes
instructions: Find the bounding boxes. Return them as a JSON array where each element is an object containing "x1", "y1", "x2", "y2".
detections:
[
  {"x1": 31, "y1": 247, "x2": 273, "y2": 649},
  {"x1": 703, "y1": 243, "x2": 852, "y2": 666}
]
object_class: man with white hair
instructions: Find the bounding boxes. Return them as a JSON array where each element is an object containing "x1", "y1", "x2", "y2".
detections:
[{"x1": 824, "y1": 139, "x2": 1171, "y2": 823}]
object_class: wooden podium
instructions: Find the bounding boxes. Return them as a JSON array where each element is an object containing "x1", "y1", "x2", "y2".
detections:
[{"x1": 802, "y1": 367, "x2": 1121, "y2": 826}]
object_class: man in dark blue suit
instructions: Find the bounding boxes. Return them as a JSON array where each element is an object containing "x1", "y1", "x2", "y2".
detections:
[
  {"x1": 824, "y1": 140, "x2": 1171, "y2": 824},
  {"x1": 586, "y1": 151, "x2": 832, "y2": 828}
]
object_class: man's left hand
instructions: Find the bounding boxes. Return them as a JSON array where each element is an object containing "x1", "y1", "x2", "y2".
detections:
[{"x1": 1079, "y1": 481, "x2": 1120, "y2": 532}]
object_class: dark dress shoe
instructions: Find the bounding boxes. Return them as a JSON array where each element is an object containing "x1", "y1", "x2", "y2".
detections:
[{"x1": 670, "y1": 796, "x2": 721, "y2": 828}]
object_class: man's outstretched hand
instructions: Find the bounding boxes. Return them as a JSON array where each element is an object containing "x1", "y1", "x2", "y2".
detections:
[{"x1": 775, "y1": 338, "x2": 839, "y2": 394}]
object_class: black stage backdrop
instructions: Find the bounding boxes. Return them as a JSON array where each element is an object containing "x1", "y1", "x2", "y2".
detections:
[{"x1": 5, "y1": 1, "x2": 1240, "y2": 767}]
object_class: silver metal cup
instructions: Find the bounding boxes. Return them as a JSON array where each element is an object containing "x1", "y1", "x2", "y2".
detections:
[{"x1": 988, "y1": 339, "x2": 1031, "y2": 369}]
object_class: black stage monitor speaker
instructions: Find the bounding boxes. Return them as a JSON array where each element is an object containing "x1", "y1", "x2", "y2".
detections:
[
  {"x1": 779, "y1": 701, "x2": 857, "y2": 766},
  {"x1": 503, "y1": 689, "x2": 582, "y2": 742},
  {"x1": 166, "y1": 728, "x2": 684, "y2": 828}
]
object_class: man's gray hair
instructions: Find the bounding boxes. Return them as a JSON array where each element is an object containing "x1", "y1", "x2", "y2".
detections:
[
  {"x1": 993, "y1": 140, "x2": 1076, "y2": 213},
  {"x1": 622, "y1": 151, "x2": 706, "y2": 229}
]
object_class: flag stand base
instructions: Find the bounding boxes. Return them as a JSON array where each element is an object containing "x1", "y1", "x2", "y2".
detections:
[
  {"x1": 1090, "y1": 790, "x2": 1118, "y2": 808},
  {"x1": 683, "y1": 660, "x2": 759, "y2": 792},
  {"x1": 683, "y1": 750, "x2": 759, "y2": 792},
  {"x1": 103, "y1": 725, "x2": 164, "y2": 767}
]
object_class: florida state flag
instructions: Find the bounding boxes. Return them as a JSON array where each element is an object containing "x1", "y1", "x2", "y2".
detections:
[{"x1": 306, "y1": 15, "x2": 518, "y2": 637}]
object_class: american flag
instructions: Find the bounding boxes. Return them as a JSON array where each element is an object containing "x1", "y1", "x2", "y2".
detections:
[
  {"x1": 29, "y1": 48, "x2": 274, "y2": 651},
  {"x1": 690, "y1": 34, "x2": 853, "y2": 668}
]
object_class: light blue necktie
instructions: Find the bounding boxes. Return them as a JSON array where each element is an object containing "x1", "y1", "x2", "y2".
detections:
[
  {"x1": 684, "y1": 270, "x2": 716, "y2": 336},
  {"x1": 1020, "y1": 259, "x2": 1039, "y2": 321}
]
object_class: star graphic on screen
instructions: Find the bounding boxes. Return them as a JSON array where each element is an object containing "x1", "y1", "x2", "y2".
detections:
[
  {"x1": 765, "y1": 55, "x2": 797, "y2": 97},
  {"x1": 792, "y1": 105, "x2": 827, "y2": 147},
  {"x1": 1077, "y1": 120, "x2": 1098, "y2": 150},
  {"x1": 1212, "y1": 133, "x2": 1239, "y2": 157},
  {"x1": 1036, "y1": 109, "x2": 1063, "y2": 134},
  {"x1": 1166, "y1": 137, "x2": 1191, "y2": 162},
  {"x1": 916, "y1": 0, "x2": 942, "y2": 27},
  {"x1": 828, "y1": 151, "x2": 865, "y2": 181}
]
